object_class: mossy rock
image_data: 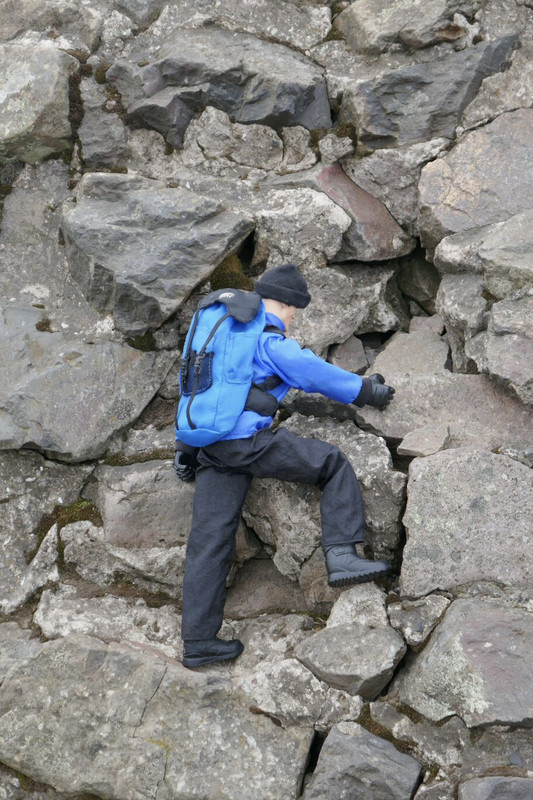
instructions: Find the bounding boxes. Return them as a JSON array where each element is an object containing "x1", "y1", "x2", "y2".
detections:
[{"x1": 210, "y1": 254, "x2": 254, "y2": 292}]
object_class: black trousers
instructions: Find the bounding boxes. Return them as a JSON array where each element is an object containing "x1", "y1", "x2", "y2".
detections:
[{"x1": 181, "y1": 427, "x2": 365, "y2": 640}]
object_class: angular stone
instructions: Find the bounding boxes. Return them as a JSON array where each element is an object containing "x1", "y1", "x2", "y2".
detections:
[
  {"x1": 419, "y1": 110, "x2": 533, "y2": 255},
  {"x1": 3, "y1": 525, "x2": 59, "y2": 616},
  {"x1": 397, "y1": 424, "x2": 451, "y2": 457},
  {"x1": 434, "y1": 211, "x2": 533, "y2": 300},
  {"x1": 469, "y1": 289, "x2": 533, "y2": 405},
  {"x1": 0, "y1": 306, "x2": 174, "y2": 461},
  {"x1": 271, "y1": 163, "x2": 415, "y2": 261},
  {"x1": 231, "y1": 613, "x2": 318, "y2": 677},
  {"x1": 61, "y1": 520, "x2": 187, "y2": 597},
  {"x1": 318, "y1": 133, "x2": 354, "y2": 165},
  {"x1": 138, "y1": 0, "x2": 332, "y2": 52},
  {"x1": 387, "y1": 595, "x2": 451, "y2": 647},
  {"x1": 0, "y1": 451, "x2": 90, "y2": 615},
  {"x1": 290, "y1": 263, "x2": 409, "y2": 356},
  {"x1": 326, "y1": 584, "x2": 390, "y2": 630},
  {"x1": 78, "y1": 78, "x2": 129, "y2": 169},
  {"x1": 61, "y1": 173, "x2": 254, "y2": 336},
  {"x1": 235, "y1": 656, "x2": 361, "y2": 729},
  {"x1": 0, "y1": 0, "x2": 105, "y2": 56},
  {"x1": 0, "y1": 634, "x2": 314, "y2": 799},
  {"x1": 108, "y1": 27, "x2": 332, "y2": 133},
  {"x1": 342, "y1": 139, "x2": 449, "y2": 235},
  {"x1": 459, "y1": 777, "x2": 533, "y2": 800},
  {"x1": 329, "y1": 335, "x2": 368, "y2": 374},
  {"x1": 415, "y1": 782, "x2": 455, "y2": 800},
  {"x1": 335, "y1": 0, "x2": 479, "y2": 54},
  {"x1": 303, "y1": 722, "x2": 422, "y2": 800},
  {"x1": 34, "y1": 587, "x2": 182, "y2": 659},
  {"x1": 436, "y1": 273, "x2": 488, "y2": 371},
  {"x1": 0, "y1": 41, "x2": 77, "y2": 164},
  {"x1": 354, "y1": 329, "x2": 533, "y2": 452},
  {"x1": 294, "y1": 622, "x2": 406, "y2": 698},
  {"x1": 393, "y1": 598, "x2": 533, "y2": 726},
  {"x1": 244, "y1": 414, "x2": 407, "y2": 572},
  {"x1": 461, "y1": 48, "x2": 533, "y2": 131},
  {"x1": 401, "y1": 449, "x2": 533, "y2": 597},
  {"x1": 340, "y1": 38, "x2": 516, "y2": 154},
  {"x1": 0, "y1": 624, "x2": 42, "y2": 684},
  {"x1": 253, "y1": 188, "x2": 351, "y2": 273},
  {"x1": 298, "y1": 548, "x2": 345, "y2": 616},
  {"x1": 181, "y1": 107, "x2": 284, "y2": 176}
]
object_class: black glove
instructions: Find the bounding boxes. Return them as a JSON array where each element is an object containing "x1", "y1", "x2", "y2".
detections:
[
  {"x1": 354, "y1": 373, "x2": 395, "y2": 409},
  {"x1": 173, "y1": 450, "x2": 198, "y2": 482}
]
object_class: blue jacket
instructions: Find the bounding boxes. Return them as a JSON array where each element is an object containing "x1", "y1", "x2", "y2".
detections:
[{"x1": 221, "y1": 312, "x2": 364, "y2": 440}]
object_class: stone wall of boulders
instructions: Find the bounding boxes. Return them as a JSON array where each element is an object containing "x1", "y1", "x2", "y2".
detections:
[{"x1": 0, "y1": 0, "x2": 532, "y2": 798}]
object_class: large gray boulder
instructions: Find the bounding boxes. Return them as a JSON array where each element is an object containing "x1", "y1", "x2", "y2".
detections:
[
  {"x1": 340, "y1": 37, "x2": 516, "y2": 153},
  {"x1": 334, "y1": 0, "x2": 479, "y2": 54},
  {"x1": 418, "y1": 109, "x2": 533, "y2": 255},
  {"x1": 354, "y1": 329, "x2": 533, "y2": 453},
  {"x1": 392, "y1": 598, "x2": 533, "y2": 727},
  {"x1": 269, "y1": 163, "x2": 415, "y2": 261},
  {"x1": 434, "y1": 210, "x2": 533, "y2": 300},
  {"x1": 0, "y1": 450, "x2": 90, "y2": 614},
  {"x1": 0, "y1": 634, "x2": 314, "y2": 799},
  {"x1": 0, "y1": 0, "x2": 105, "y2": 56},
  {"x1": 108, "y1": 27, "x2": 332, "y2": 135},
  {"x1": 61, "y1": 173, "x2": 254, "y2": 336},
  {"x1": 0, "y1": 41, "x2": 77, "y2": 164},
  {"x1": 243, "y1": 414, "x2": 407, "y2": 574},
  {"x1": 401, "y1": 449, "x2": 533, "y2": 597},
  {"x1": 303, "y1": 722, "x2": 422, "y2": 800},
  {"x1": 0, "y1": 306, "x2": 174, "y2": 462}
]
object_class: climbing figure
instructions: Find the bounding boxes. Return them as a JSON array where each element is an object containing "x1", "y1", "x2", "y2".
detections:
[{"x1": 174, "y1": 263, "x2": 395, "y2": 668}]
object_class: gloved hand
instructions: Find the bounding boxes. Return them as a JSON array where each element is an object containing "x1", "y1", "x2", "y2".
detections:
[
  {"x1": 173, "y1": 450, "x2": 198, "y2": 482},
  {"x1": 354, "y1": 373, "x2": 395, "y2": 409},
  {"x1": 367, "y1": 373, "x2": 395, "y2": 408}
]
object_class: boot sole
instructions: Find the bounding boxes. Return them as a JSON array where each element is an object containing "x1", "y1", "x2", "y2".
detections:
[
  {"x1": 328, "y1": 568, "x2": 391, "y2": 587},
  {"x1": 183, "y1": 643, "x2": 244, "y2": 669}
]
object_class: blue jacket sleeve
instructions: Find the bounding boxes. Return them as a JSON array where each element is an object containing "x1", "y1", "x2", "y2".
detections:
[{"x1": 263, "y1": 335, "x2": 364, "y2": 405}]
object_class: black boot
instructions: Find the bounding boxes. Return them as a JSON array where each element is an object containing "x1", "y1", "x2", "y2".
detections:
[
  {"x1": 325, "y1": 544, "x2": 391, "y2": 587},
  {"x1": 182, "y1": 637, "x2": 244, "y2": 668}
]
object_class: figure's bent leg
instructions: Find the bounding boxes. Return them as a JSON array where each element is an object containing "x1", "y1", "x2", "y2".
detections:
[{"x1": 181, "y1": 465, "x2": 251, "y2": 641}]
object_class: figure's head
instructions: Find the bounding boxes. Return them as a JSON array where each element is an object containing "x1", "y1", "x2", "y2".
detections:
[{"x1": 254, "y1": 263, "x2": 311, "y2": 309}]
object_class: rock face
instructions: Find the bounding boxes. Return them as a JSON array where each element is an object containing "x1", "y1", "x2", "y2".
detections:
[
  {"x1": 340, "y1": 38, "x2": 516, "y2": 153},
  {"x1": 392, "y1": 598, "x2": 533, "y2": 727},
  {"x1": 401, "y1": 449, "x2": 533, "y2": 597},
  {"x1": 0, "y1": 634, "x2": 314, "y2": 799},
  {"x1": 0, "y1": 41, "x2": 76, "y2": 163},
  {"x1": 1, "y1": 0, "x2": 533, "y2": 797},
  {"x1": 61, "y1": 173, "x2": 254, "y2": 335},
  {"x1": 108, "y1": 27, "x2": 332, "y2": 135},
  {"x1": 419, "y1": 109, "x2": 533, "y2": 254}
]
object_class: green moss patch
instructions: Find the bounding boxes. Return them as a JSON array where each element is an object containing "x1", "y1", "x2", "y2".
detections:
[{"x1": 210, "y1": 254, "x2": 254, "y2": 292}]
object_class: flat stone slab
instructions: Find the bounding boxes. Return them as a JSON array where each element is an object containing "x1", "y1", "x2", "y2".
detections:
[
  {"x1": 303, "y1": 722, "x2": 422, "y2": 800},
  {"x1": 61, "y1": 173, "x2": 253, "y2": 336},
  {"x1": 0, "y1": 624, "x2": 42, "y2": 684},
  {"x1": 0, "y1": 306, "x2": 174, "y2": 461},
  {"x1": 401, "y1": 449, "x2": 533, "y2": 597},
  {"x1": 393, "y1": 597, "x2": 533, "y2": 727},
  {"x1": 419, "y1": 109, "x2": 533, "y2": 254},
  {"x1": 0, "y1": 634, "x2": 314, "y2": 799}
]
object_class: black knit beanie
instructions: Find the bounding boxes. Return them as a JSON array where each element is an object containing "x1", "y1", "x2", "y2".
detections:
[{"x1": 254, "y1": 263, "x2": 311, "y2": 308}]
